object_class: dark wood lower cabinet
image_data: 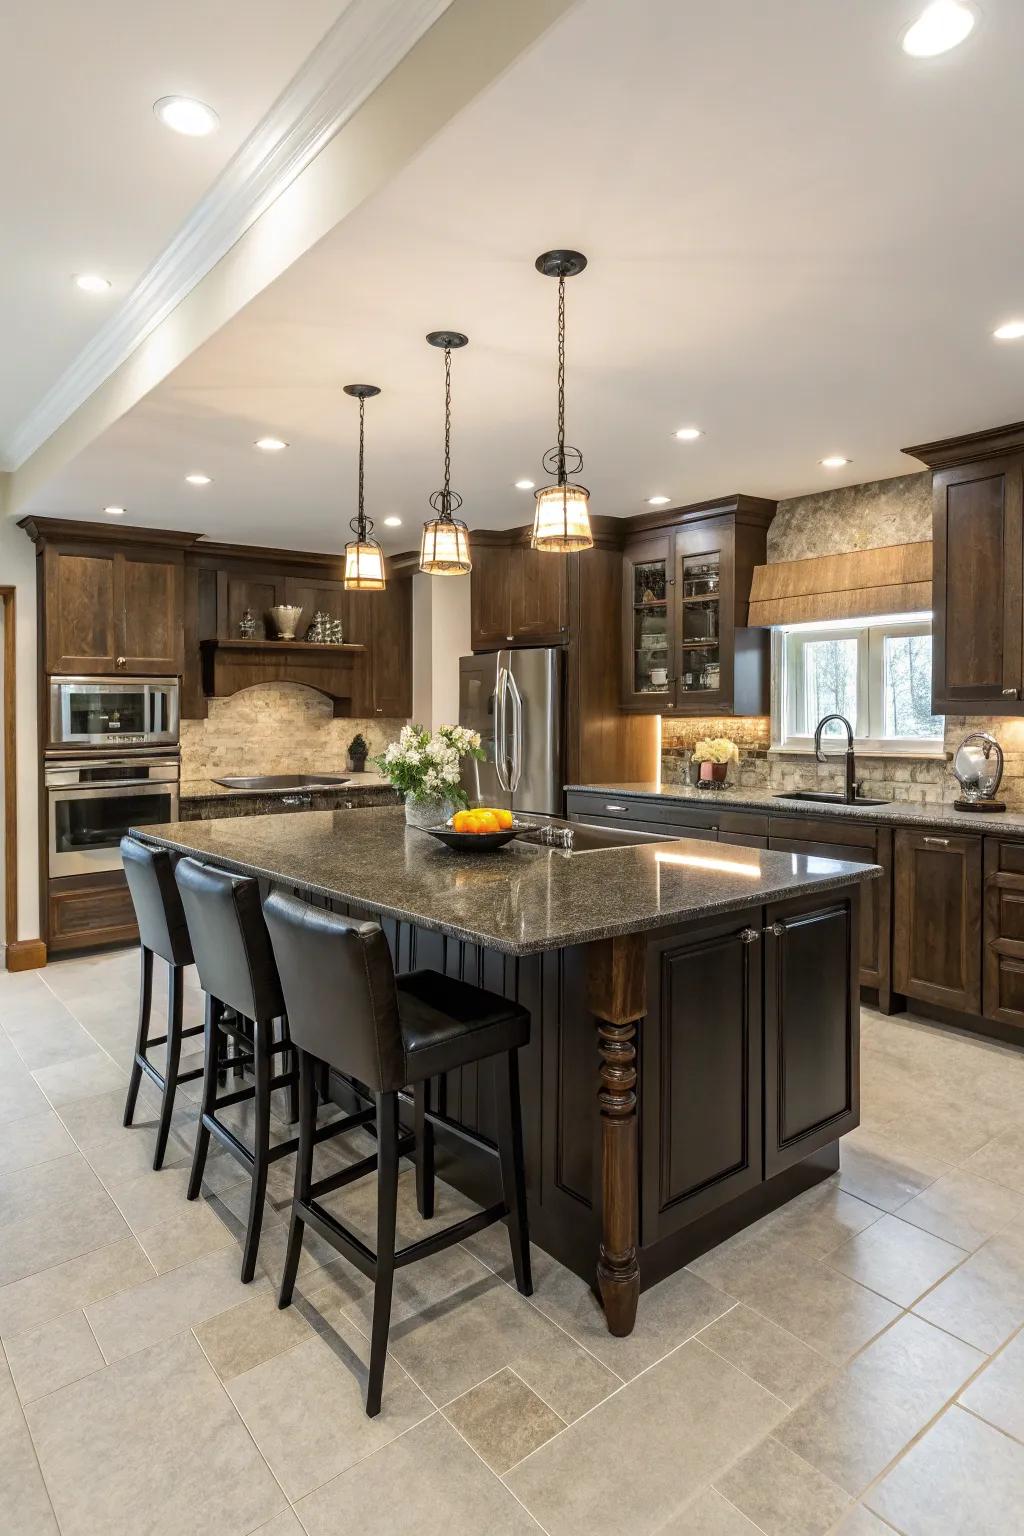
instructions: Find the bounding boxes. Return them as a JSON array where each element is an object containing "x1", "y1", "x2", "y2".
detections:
[
  {"x1": 983, "y1": 837, "x2": 1024, "y2": 1031},
  {"x1": 893, "y1": 828, "x2": 982, "y2": 1013},
  {"x1": 48, "y1": 871, "x2": 137, "y2": 953}
]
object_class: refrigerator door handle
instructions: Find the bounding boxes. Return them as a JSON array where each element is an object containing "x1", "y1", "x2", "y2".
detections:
[
  {"x1": 505, "y1": 668, "x2": 524, "y2": 795},
  {"x1": 494, "y1": 666, "x2": 511, "y2": 793}
]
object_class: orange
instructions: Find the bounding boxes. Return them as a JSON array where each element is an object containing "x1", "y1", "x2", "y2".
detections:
[
  {"x1": 472, "y1": 811, "x2": 500, "y2": 833},
  {"x1": 493, "y1": 808, "x2": 514, "y2": 829},
  {"x1": 451, "y1": 810, "x2": 475, "y2": 833}
]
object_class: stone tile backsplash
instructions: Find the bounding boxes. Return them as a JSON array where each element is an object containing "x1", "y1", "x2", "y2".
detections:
[{"x1": 180, "y1": 684, "x2": 407, "y2": 781}]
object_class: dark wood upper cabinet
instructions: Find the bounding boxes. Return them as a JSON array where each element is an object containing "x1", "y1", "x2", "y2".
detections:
[
  {"x1": 117, "y1": 552, "x2": 184, "y2": 674},
  {"x1": 893, "y1": 827, "x2": 982, "y2": 1013},
  {"x1": 905, "y1": 422, "x2": 1024, "y2": 712},
  {"x1": 470, "y1": 535, "x2": 568, "y2": 651},
  {"x1": 42, "y1": 548, "x2": 119, "y2": 673},
  {"x1": 367, "y1": 570, "x2": 412, "y2": 718},
  {"x1": 620, "y1": 500, "x2": 774, "y2": 715}
]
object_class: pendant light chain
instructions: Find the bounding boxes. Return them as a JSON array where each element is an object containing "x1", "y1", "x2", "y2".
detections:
[
  {"x1": 530, "y1": 247, "x2": 592, "y2": 553},
  {"x1": 420, "y1": 329, "x2": 471, "y2": 574},
  {"x1": 442, "y1": 345, "x2": 452, "y2": 514},
  {"x1": 357, "y1": 392, "x2": 366, "y2": 533},
  {"x1": 556, "y1": 273, "x2": 566, "y2": 483}
]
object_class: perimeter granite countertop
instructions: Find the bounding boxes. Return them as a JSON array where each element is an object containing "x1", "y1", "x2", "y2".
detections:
[
  {"x1": 567, "y1": 781, "x2": 1024, "y2": 835},
  {"x1": 180, "y1": 771, "x2": 393, "y2": 801},
  {"x1": 135, "y1": 804, "x2": 878, "y2": 956}
]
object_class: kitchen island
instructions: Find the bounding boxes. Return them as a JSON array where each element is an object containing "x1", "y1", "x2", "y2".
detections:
[{"x1": 136, "y1": 805, "x2": 878, "y2": 1335}]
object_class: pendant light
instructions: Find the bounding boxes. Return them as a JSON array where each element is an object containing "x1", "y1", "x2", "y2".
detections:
[
  {"x1": 342, "y1": 384, "x2": 386, "y2": 592},
  {"x1": 420, "y1": 331, "x2": 472, "y2": 575},
  {"x1": 531, "y1": 249, "x2": 593, "y2": 553}
]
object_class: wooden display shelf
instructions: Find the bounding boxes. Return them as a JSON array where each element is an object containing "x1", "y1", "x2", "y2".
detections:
[
  {"x1": 200, "y1": 637, "x2": 367, "y2": 713},
  {"x1": 207, "y1": 639, "x2": 366, "y2": 653}
]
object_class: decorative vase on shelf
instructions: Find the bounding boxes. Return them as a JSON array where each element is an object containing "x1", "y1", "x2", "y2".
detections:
[
  {"x1": 404, "y1": 793, "x2": 458, "y2": 829},
  {"x1": 269, "y1": 604, "x2": 303, "y2": 640}
]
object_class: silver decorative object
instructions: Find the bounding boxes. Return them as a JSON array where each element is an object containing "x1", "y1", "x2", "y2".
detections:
[
  {"x1": 951, "y1": 731, "x2": 1006, "y2": 813},
  {"x1": 268, "y1": 604, "x2": 303, "y2": 640},
  {"x1": 238, "y1": 608, "x2": 257, "y2": 639}
]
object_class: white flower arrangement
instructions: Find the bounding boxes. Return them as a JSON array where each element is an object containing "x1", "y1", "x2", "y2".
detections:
[
  {"x1": 377, "y1": 723, "x2": 484, "y2": 805},
  {"x1": 692, "y1": 736, "x2": 740, "y2": 766}
]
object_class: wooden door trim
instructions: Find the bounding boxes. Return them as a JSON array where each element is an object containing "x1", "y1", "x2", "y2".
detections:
[{"x1": 0, "y1": 586, "x2": 45, "y2": 970}]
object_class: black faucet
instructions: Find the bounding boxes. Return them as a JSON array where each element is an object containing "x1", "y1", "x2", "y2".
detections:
[{"x1": 814, "y1": 714, "x2": 859, "y2": 803}]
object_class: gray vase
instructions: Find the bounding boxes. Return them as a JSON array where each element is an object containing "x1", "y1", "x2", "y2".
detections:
[{"x1": 404, "y1": 794, "x2": 457, "y2": 829}]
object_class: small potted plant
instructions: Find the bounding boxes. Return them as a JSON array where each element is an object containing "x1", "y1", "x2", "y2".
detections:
[
  {"x1": 691, "y1": 736, "x2": 740, "y2": 788},
  {"x1": 377, "y1": 724, "x2": 484, "y2": 827},
  {"x1": 347, "y1": 732, "x2": 369, "y2": 773}
]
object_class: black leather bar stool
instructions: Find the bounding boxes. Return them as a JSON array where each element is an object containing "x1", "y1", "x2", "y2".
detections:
[
  {"x1": 120, "y1": 836, "x2": 204, "y2": 1171},
  {"x1": 263, "y1": 890, "x2": 532, "y2": 1418},
  {"x1": 175, "y1": 858, "x2": 312, "y2": 1282}
]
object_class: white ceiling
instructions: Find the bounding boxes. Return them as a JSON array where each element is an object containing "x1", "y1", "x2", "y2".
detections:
[
  {"x1": 19, "y1": 0, "x2": 1024, "y2": 552},
  {"x1": 0, "y1": 0, "x2": 343, "y2": 454}
]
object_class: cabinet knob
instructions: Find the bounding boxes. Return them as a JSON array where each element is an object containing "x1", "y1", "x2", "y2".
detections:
[
  {"x1": 506, "y1": 635, "x2": 515, "y2": 642},
  {"x1": 115, "y1": 656, "x2": 127, "y2": 670},
  {"x1": 922, "y1": 836, "x2": 950, "y2": 847},
  {"x1": 375, "y1": 707, "x2": 383, "y2": 714},
  {"x1": 764, "y1": 921, "x2": 786, "y2": 938},
  {"x1": 1003, "y1": 688, "x2": 1020, "y2": 698},
  {"x1": 738, "y1": 927, "x2": 760, "y2": 945}
]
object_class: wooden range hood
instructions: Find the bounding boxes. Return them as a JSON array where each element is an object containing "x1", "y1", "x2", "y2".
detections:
[{"x1": 748, "y1": 541, "x2": 932, "y2": 627}]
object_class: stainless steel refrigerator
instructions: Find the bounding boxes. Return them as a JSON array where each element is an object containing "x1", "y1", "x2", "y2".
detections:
[{"x1": 459, "y1": 648, "x2": 564, "y2": 816}]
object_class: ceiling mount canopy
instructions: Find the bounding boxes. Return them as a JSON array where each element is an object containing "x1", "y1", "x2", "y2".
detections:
[
  {"x1": 531, "y1": 248, "x2": 593, "y2": 554},
  {"x1": 342, "y1": 383, "x2": 386, "y2": 592},
  {"x1": 419, "y1": 330, "x2": 472, "y2": 576}
]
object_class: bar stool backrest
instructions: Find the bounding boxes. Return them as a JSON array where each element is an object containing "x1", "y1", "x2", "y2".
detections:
[
  {"x1": 121, "y1": 837, "x2": 193, "y2": 967},
  {"x1": 263, "y1": 889, "x2": 403, "y2": 1092},
  {"x1": 174, "y1": 857, "x2": 284, "y2": 1022}
]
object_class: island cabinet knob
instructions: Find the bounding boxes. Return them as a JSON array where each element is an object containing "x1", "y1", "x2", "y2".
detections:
[
  {"x1": 115, "y1": 656, "x2": 127, "y2": 670},
  {"x1": 1002, "y1": 687, "x2": 1019, "y2": 698},
  {"x1": 764, "y1": 921, "x2": 787, "y2": 938},
  {"x1": 738, "y1": 927, "x2": 760, "y2": 945}
]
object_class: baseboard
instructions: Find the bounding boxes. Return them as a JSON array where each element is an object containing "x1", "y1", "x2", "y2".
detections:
[{"x1": 5, "y1": 938, "x2": 48, "y2": 972}]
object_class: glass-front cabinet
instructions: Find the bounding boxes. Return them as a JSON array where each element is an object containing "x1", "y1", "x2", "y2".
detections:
[{"x1": 621, "y1": 505, "x2": 771, "y2": 715}]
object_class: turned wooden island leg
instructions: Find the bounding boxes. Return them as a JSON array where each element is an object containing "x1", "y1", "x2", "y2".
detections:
[{"x1": 587, "y1": 932, "x2": 647, "y2": 1336}]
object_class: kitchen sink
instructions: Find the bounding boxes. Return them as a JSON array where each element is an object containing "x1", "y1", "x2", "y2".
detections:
[
  {"x1": 773, "y1": 790, "x2": 888, "y2": 807},
  {"x1": 212, "y1": 774, "x2": 351, "y2": 791}
]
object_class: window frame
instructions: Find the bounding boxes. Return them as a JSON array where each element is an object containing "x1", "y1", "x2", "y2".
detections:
[{"x1": 773, "y1": 612, "x2": 945, "y2": 757}]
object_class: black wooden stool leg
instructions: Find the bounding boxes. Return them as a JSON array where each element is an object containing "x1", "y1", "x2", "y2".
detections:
[
  {"x1": 281, "y1": 1019, "x2": 300, "y2": 1125},
  {"x1": 366, "y1": 1091, "x2": 399, "y2": 1418},
  {"x1": 123, "y1": 946, "x2": 153, "y2": 1127},
  {"x1": 187, "y1": 994, "x2": 219, "y2": 1200},
  {"x1": 240, "y1": 1015, "x2": 272, "y2": 1283},
  {"x1": 414, "y1": 1080, "x2": 434, "y2": 1220},
  {"x1": 152, "y1": 964, "x2": 183, "y2": 1170},
  {"x1": 279, "y1": 1050, "x2": 316, "y2": 1310},
  {"x1": 495, "y1": 1049, "x2": 532, "y2": 1297}
]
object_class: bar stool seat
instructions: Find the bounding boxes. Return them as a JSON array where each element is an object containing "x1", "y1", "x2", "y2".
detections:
[{"x1": 263, "y1": 889, "x2": 532, "y2": 1419}]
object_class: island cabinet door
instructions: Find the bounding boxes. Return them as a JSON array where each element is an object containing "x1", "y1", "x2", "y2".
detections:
[
  {"x1": 763, "y1": 889, "x2": 860, "y2": 1179},
  {"x1": 641, "y1": 913, "x2": 763, "y2": 1245},
  {"x1": 892, "y1": 828, "x2": 982, "y2": 1013}
]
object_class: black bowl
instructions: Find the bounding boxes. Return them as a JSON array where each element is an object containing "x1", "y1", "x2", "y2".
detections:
[{"x1": 420, "y1": 821, "x2": 525, "y2": 852}]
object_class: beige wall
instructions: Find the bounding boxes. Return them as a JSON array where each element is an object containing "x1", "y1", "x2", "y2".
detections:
[
  {"x1": 411, "y1": 572, "x2": 471, "y2": 731},
  {"x1": 0, "y1": 512, "x2": 40, "y2": 948}
]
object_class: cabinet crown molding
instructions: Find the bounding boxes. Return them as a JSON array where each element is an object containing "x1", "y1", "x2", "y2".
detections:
[
  {"x1": 903, "y1": 420, "x2": 1024, "y2": 469},
  {"x1": 19, "y1": 517, "x2": 201, "y2": 550}
]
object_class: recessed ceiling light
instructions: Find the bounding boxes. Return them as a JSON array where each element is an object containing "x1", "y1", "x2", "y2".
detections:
[
  {"x1": 383, "y1": 516, "x2": 402, "y2": 528},
  {"x1": 514, "y1": 479, "x2": 535, "y2": 490},
  {"x1": 819, "y1": 456, "x2": 851, "y2": 469},
  {"x1": 74, "y1": 273, "x2": 111, "y2": 294},
  {"x1": 647, "y1": 495, "x2": 671, "y2": 506},
  {"x1": 673, "y1": 427, "x2": 703, "y2": 442},
  {"x1": 901, "y1": 1, "x2": 975, "y2": 57},
  {"x1": 103, "y1": 506, "x2": 126, "y2": 516},
  {"x1": 154, "y1": 96, "x2": 220, "y2": 137},
  {"x1": 994, "y1": 320, "x2": 1024, "y2": 341},
  {"x1": 254, "y1": 437, "x2": 288, "y2": 452},
  {"x1": 184, "y1": 473, "x2": 211, "y2": 485}
]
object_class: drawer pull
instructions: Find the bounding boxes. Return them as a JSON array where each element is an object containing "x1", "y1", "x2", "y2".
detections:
[
  {"x1": 765, "y1": 921, "x2": 786, "y2": 938},
  {"x1": 923, "y1": 836, "x2": 950, "y2": 847},
  {"x1": 738, "y1": 927, "x2": 760, "y2": 945},
  {"x1": 604, "y1": 804, "x2": 629, "y2": 814},
  {"x1": 1002, "y1": 687, "x2": 1019, "y2": 698}
]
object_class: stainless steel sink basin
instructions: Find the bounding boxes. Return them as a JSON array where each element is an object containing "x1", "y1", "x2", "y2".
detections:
[
  {"x1": 212, "y1": 774, "x2": 351, "y2": 791},
  {"x1": 773, "y1": 790, "x2": 888, "y2": 808}
]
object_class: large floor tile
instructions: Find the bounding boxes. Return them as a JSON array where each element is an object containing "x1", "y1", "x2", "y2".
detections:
[
  {"x1": 0, "y1": 1065, "x2": 51, "y2": 1126},
  {"x1": 4, "y1": 1308, "x2": 105, "y2": 1403},
  {"x1": 444, "y1": 1365, "x2": 566, "y2": 1473},
  {"x1": 194, "y1": 1286, "x2": 313, "y2": 1379},
  {"x1": 26, "y1": 1331, "x2": 286, "y2": 1535},
  {"x1": 0, "y1": 1184, "x2": 129, "y2": 1287},
  {"x1": 0, "y1": 1109, "x2": 75, "y2": 1175},
  {"x1": 776, "y1": 1313, "x2": 984, "y2": 1496},
  {"x1": 0, "y1": 1235, "x2": 154, "y2": 1338},
  {"x1": 714, "y1": 1434, "x2": 851, "y2": 1536},
  {"x1": 697, "y1": 1303, "x2": 834, "y2": 1407},
  {"x1": 897, "y1": 1168, "x2": 1024, "y2": 1251},
  {"x1": 659, "y1": 1488, "x2": 762, "y2": 1535},
  {"x1": 85, "y1": 1247, "x2": 262, "y2": 1362},
  {"x1": 959, "y1": 1327, "x2": 1024, "y2": 1442},
  {"x1": 3, "y1": 1009, "x2": 102, "y2": 1071},
  {"x1": 838, "y1": 1125, "x2": 951, "y2": 1213},
  {"x1": 0, "y1": 1346, "x2": 60, "y2": 1534},
  {"x1": 766, "y1": 1179, "x2": 882, "y2": 1257},
  {"x1": 834, "y1": 1505, "x2": 902, "y2": 1534},
  {"x1": 0, "y1": 1151, "x2": 104, "y2": 1230},
  {"x1": 505, "y1": 1339, "x2": 787, "y2": 1536},
  {"x1": 962, "y1": 1126, "x2": 1024, "y2": 1195},
  {"x1": 913, "y1": 1221, "x2": 1024, "y2": 1352},
  {"x1": 226, "y1": 1327, "x2": 432, "y2": 1500},
  {"x1": 296, "y1": 1412, "x2": 540, "y2": 1535},
  {"x1": 827, "y1": 1212, "x2": 968, "y2": 1307},
  {"x1": 32, "y1": 1051, "x2": 128, "y2": 1108},
  {"x1": 133, "y1": 1195, "x2": 240, "y2": 1274},
  {"x1": 867, "y1": 1404, "x2": 1024, "y2": 1534},
  {"x1": 81, "y1": 1120, "x2": 194, "y2": 1187}
]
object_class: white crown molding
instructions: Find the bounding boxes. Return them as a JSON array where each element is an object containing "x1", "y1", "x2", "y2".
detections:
[{"x1": 2, "y1": 0, "x2": 452, "y2": 472}]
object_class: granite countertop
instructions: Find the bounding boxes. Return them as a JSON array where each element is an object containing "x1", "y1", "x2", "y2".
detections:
[
  {"x1": 567, "y1": 781, "x2": 1024, "y2": 835},
  {"x1": 180, "y1": 771, "x2": 393, "y2": 801},
  {"x1": 135, "y1": 805, "x2": 878, "y2": 956}
]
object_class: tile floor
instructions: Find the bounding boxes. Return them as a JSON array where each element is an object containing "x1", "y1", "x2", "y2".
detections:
[{"x1": 2, "y1": 947, "x2": 1024, "y2": 1534}]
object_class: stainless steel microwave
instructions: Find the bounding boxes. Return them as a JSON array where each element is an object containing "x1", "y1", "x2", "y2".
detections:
[{"x1": 49, "y1": 676, "x2": 179, "y2": 750}]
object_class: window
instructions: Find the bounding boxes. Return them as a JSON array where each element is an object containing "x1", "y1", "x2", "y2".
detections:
[{"x1": 777, "y1": 613, "x2": 943, "y2": 752}]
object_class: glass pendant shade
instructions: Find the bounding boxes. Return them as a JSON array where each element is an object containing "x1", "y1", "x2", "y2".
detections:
[
  {"x1": 420, "y1": 515, "x2": 472, "y2": 574},
  {"x1": 531, "y1": 481, "x2": 593, "y2": 552},
  {"x1": 343, "y1": 538, "x2": 386, "y2": 591}
]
